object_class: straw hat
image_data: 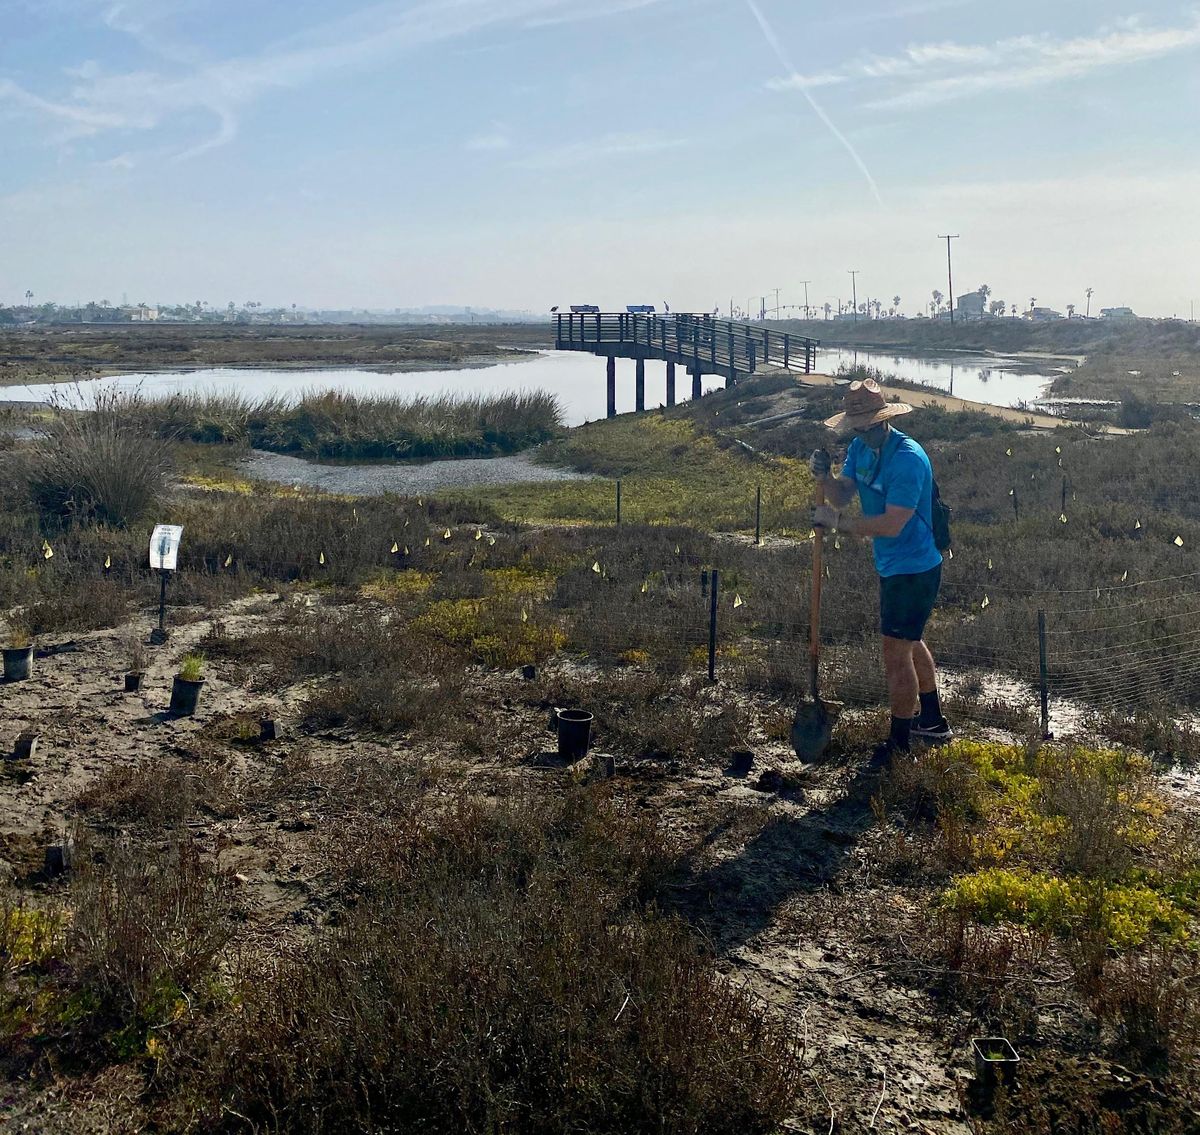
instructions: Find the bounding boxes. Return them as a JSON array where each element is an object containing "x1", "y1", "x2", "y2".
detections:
[{"x1": 823, "y1": 378, "x2": 913, "y2": 432}]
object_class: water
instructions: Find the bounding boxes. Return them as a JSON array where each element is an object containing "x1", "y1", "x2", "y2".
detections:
[
  {"x1": 0, "y1": 346, "x2": 1066, "y2": 425},
  {"x1": 0, "y1": 351, "x2": 727, "y2": 428},
  {"x1": 818, "y1": 347, "x2": 1066, "y2": 408}
]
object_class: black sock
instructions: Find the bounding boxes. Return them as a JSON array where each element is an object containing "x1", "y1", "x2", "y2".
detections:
[
  {"x1": 918, "y1": 689, "x2": 942, "y2": 725},
  {"x1": 889, "y1": 716, "x2": 911, "y2": 751}
]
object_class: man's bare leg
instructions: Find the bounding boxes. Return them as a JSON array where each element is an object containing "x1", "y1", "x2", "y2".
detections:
[
  {"x1": 882, "y1": 636, "x2": 919, "y2": 746},
  {"x1": 912, "y1": 640, "x2": 937, "y2": 695}
]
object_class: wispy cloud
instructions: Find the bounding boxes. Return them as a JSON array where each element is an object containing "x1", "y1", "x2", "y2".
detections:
[
  {"x1": 512, "y1": 131, "x2": 686, "y2": 169},
  {"x1": 743, "y1": 0, "x2": 883, "y2": 207},
  {"x1": 466, "y1": 126, "x2": 513, "y2": 152},
  {"x1": 770, "y1": 12, "x2": 1200, "y2": 109},
  {"x1": 0, "y1": 0, "x2": 671, "y2": 158}
]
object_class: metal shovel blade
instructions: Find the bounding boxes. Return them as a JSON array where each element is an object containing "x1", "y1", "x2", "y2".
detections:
[{"x1": 791, "y1": 697, "x2": 834, "y2": 761}]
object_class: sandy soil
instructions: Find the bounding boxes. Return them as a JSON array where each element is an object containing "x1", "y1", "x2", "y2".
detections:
[{"x1": 0, "y1": 589, "x2": 983, "y2": 1132}]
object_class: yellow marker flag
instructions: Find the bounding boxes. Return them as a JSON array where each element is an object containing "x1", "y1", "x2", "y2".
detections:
[
  {"x1": 1121, "y1": 570, "x2": 1128, "y2": 582},
  {"x1": 1057, "y1": 458, "x2": 1063, "y2": 469},
  {"x1": 1060, "y1": 514, "x2": 1068, "y2": 524},
  {"x1": 103, "y1": 554, "x2": 111, "y2": 570},
  {"x1": 1008, "y1": 488, "x2": 1014, "y2": 496},
  {"x1": 733, "y1": 594, "x2": 745, "y2": 609},
  {"x1": 403, "y1": 546, "x2": 410, "y2": 556},
  {"x1": 592, "y1": 561, "x2": 601, "y2": 574},
  {"x1": 474, "y1": 530, "x2": 482, "y2": 541},
  {"x1": 404, "y1": 519, "x2": 409, "y2": 528},
  {"x1": 1006, "y1": 448, "x2": 1013, "y2": 457},
  {"x1": 833, "y1": 538, "x2": 841, "y2": 550},
  {"x1": 981, "y1": 595, "x2": 990, "y2": 609},
  {"x1": 443, "y1": 529, "x2": 451, "y2": 540},
  {"x1": 487, "y1": 536, "x2": 496, "y2": 546},
  {"x1": 808, "y1": 529, "x2": 817, "y2": 540},
  {"x1": 424, "y1": 537, "x2": 431, "y2": 547},
  {"x1": 42, "y1": 541, "x2": 53, "y2": 560},
  {"x1": 417, "y1": 498, "x2": 423, "y2": 507},
  {"x1": 1135, "y1": 519, "x2": 1143, "y2": 530},
  {"x1": 521, "y1": 608, "x2": 529, "y2": 623},
  {"x1": 674, "y1": 545, "x2": 681, "y2": 555},
  {"x1": 319, "y1": 551, "x2": 326, "y2": 565},
  {"x1": 352, "y1": 508, "x2": 358, "y2": 522},
  {"x1": 948, "y1": 547, "x2": 954, "y2": 560},
  {"x1": 1056, "y1": 446, "x2": 1062, "y2": 454},
  {"x1": 988, "y1": 558, "x2": 993, "y2": 570},
  {"x1": 641, "y1": 580, "x2": 648, "y2": 594},
  {"x1": 224, "y1": 554, "x2": 233, "y2": 568},
  {"x1": 1175, "y1": 536, "x2": 1185, "y2": 547},
  {"x1": 391, "y1": 542, "x2": 399, "y2": 554}
]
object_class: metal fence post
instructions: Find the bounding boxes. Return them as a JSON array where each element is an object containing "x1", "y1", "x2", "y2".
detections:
[
  {"x1": 755, "y1": 485, "x2": 762, "y2": 545},
  {"x1": 616, "y1": 479, "x2": 622, "y2": 526},
  {"x1": 708, "y1": 569, "x2": 720, "y2": 683},
  {"x1": 1038, "y1": 608, "x2": 1053, "y2": 740}
]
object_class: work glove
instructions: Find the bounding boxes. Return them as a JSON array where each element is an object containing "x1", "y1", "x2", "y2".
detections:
[
  {"x1": 808, "y1": 448, "x2": 832, "y2": 479},
  {"x1": 812, "y1": 504, "x2": 840, "y2": 530}
]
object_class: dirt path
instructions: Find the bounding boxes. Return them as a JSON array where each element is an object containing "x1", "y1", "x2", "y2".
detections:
[{"x1": 791, "y1": 370, "x2": 1125, "y2": 432}]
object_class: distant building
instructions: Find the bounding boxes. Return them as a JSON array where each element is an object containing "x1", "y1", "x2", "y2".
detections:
[
  {"x1": 1029, "y1": 307, "x2": 1063, "y2": 322},
  {"x1": 956, "y1": 292, "x2": 986, "y2": 319},
  {"x1": 122, "y1": 305, "x2": 159, "y2": 322},
  {"x1": 1101, "y1": 307, "x2": 1138, "y2": 322}
]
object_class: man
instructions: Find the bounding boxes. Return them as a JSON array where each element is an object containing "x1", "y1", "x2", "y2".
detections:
[{"x1": 809, "y1": 379, "x2": 951, "y2": 759}]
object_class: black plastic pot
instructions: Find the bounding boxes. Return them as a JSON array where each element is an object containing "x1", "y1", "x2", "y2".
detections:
[
  {"x1": 972, "y1": 1037, "x2": 1019, "y2": 1094},
  {"x1": 169, "y1": 675, "x2": 205, "y2": 717},
  {"x1": 556, "y1": 709, "x2": 593, "y2": 760},
  {"x1": 3, "y1": 646, "x2": 33, "y2": 682},
  {"x1": 124, "y1": 671, "x2": 144, "y2": 693},
  {"x1": 260, "y1": 717, "x2": 278, "y2": 742}
]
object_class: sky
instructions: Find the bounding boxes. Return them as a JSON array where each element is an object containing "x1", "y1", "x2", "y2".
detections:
[{"x1": 1, "y1": 0, "x2": 1199, "y2": 317}]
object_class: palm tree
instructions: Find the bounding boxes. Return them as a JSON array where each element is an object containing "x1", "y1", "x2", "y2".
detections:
[
  {"x1": 977, "y1": 284, "x2": 991, "y2": 321},
  {"x1": 823, "y1": 302, "x2": 832, "y2": 320},
  {"x1": 1029, "y1": 297, "x2": 1037, "y2": 317},
  {"x1": 1067, "y1": 304, "x2": 1076, "y2": 320},
  {"x1": 24, "y1": 290, "x2": 33, "y2": 304},
  {"x1": 932, "y1": 290, "x2": 944, "y2": 315},
  {"x1": 892, "y1": 295, "x2": 901, "y2": 317}
]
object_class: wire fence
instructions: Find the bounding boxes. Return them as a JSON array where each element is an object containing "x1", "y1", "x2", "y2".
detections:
[{"x1": 3, "y1": 473, "x2": 1200, "y2": 743}]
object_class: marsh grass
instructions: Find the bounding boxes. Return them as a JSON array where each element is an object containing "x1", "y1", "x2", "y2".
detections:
[
  {"x1": 125, "y1": 387, "x2": 564, "y2": 461},
  {"x1": 27, "y1": 388, "x2": 173, "y2": 527}
]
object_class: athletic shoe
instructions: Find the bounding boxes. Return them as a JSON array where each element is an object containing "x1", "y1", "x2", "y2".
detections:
[{"x1": 910, "y1": 716, "x2": 953, "y2": 743}]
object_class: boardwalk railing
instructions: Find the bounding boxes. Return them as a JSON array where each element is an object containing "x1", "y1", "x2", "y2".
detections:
[{"x1": 553, "y1": 312, "x2": 819, "y2": 378}]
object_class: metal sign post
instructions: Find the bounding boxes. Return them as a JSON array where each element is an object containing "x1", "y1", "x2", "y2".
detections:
[{"x1": 148, "y1": 525, "x2": 183, "y2": 645}]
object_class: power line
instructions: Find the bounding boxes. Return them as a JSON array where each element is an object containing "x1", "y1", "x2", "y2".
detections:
[{"x1": 938, "y1": 235, "x2": 959, "y2": 325}]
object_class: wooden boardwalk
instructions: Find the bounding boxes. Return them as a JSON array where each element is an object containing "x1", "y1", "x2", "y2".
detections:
[{"x1": 553, "y1": 312, "x2": 820, "y2": 418}]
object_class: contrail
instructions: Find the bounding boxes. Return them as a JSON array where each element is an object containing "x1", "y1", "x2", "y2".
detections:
[{"x1": 743, "y1": 0, "x2": 883, "y2": 206}]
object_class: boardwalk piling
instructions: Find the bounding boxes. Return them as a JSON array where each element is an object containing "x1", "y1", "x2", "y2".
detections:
[
  {"x1": 606, "y1": 356, "x2": 616, "y2": 419},
  {"x1": 666, "y1": 362, "x2": 676, "y2": 407},
  {"x1": 635, "y1": 358, "x2": 646, "y2": 413}
]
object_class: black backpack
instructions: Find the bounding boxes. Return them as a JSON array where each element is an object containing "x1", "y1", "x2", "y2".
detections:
[{"x1": 929, "y1": 479, "x2": 953, "y2": 552}]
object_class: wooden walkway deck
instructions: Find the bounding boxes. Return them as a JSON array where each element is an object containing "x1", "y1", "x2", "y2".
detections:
[{"x1": 553, "y1": 312, "x2": 820, "y2": 417}]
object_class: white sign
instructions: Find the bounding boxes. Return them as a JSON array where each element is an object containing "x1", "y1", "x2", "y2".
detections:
[{"x1": 149, "y1": 524, "x2": 184, "y2": 571}]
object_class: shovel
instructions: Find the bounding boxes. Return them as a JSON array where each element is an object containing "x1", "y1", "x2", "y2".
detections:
[{"x1": 791, "y1": 463, "x2": 837, "y2": 760}]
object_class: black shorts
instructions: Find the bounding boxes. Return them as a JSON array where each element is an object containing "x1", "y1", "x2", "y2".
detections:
[{"x1": 879, "y1": 564, "x2": 942, "y2": 642}]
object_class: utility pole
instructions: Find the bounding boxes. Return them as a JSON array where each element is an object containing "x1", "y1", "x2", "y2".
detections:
[
  {"x1": 1085, "y1": 287, "x2": 1094, "y2": 319},
  {"x1": 938, "y1": 235, "x2": 959, "y2": 325},
  {"x1": 800, "y1": 280, "x2": 811, "y2": 320},
  {"x1": 773, "y1": 287, "x2": 782, "y2": 319},
  {"x1": 848, "y1": 270, "x2": 859, "y2": 324}
]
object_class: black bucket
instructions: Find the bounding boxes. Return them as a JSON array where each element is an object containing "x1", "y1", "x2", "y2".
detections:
[
  {"x1": 3, "y1": 646, "x2": 33, "y2": 683},
  {"x1": 169, "y1": 676, "x2": 205, "y2": 717},
  {"x1": 556, "y1": 709, "x2": 593, "y2": 760},
  {"x1": 124, "y1": 671, "x2": 144, "y2": 693}
]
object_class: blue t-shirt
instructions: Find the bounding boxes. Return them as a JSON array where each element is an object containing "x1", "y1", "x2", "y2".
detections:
[{"x1": 843, "y1": 428, "x2": 942, "y2": 578}]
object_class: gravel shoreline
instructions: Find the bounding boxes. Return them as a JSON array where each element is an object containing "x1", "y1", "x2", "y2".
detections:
[{"x1": 241, "y1": 448, "x2": 594, "y2": 495}]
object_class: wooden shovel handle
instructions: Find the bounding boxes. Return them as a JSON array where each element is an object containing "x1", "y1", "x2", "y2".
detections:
[{"x1": 810, "y1": 482, "x2": 825, "y2": 699}]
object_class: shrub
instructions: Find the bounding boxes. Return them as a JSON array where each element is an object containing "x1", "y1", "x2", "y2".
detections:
[
  {"x1": 27, "y1": 388, "x2": 172, "y2": 527},
  {"x1": 183, "y1": 788, "x2": 802, "y2": 1134}
]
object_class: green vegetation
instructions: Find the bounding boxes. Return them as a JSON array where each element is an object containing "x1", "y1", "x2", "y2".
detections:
[
  {"x1": 456, "y1": 414, "x2": 812, "y2": 530},
  {"x1": 125, "y1": 387, "x2": 564, "y2": 461},
  {"x1": 177, "y1": 653, "x2": 205, "y2": 682}
]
